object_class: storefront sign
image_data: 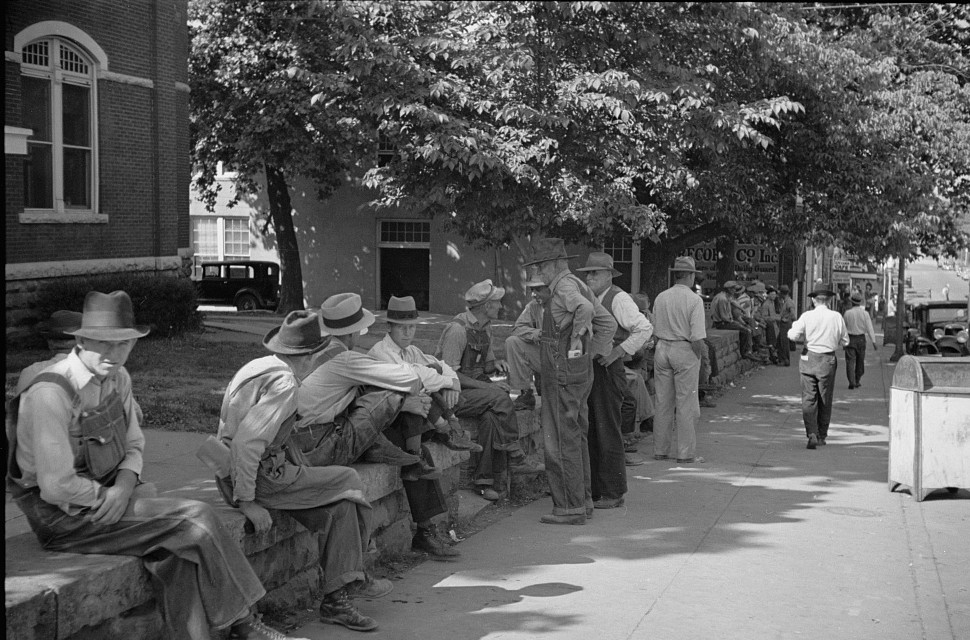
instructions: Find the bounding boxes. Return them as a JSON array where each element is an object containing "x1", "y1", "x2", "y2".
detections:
[{"x1": 680, "y1": 243, "x2": 779, "y2": 285}]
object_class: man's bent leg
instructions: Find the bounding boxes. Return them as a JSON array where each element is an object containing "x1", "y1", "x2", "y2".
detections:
[
  {"x1": 288, "y1": 501, "x2": 368, "y2": 595},
  {"x1": 294, "y1": 390, "x2": 404, "y2": 466},
  {"x1": 505, "y1": 335, "x2": 541, "y2": 391}
]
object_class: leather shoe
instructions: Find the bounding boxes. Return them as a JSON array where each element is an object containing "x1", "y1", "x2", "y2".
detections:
[
  {"x1": 512, "y1": 390, "x2": 536, "y2": 411},
  {"x1": 624, "y1": 454, "x2": 645, "y2": 466},
  {"x1": 361, "y1": 434, "x2": 421, "y2": 466},
  {"x1": 510, "y1": 455, "x2": 545, "y2": 475},
  {"x1": 412, "y1": 525, "x2": 460, "y2": 561},
  {"x1": 593, "y1": 497, "x2": 625, "y2": 509},
  {"x1": 478, "y1": 487, "x2": 504, "y2": 501},
  {"x1": 819, "y1": 437, "x2": 827, "y2": 446},
  {"x1": 539, "y1": 514, "x2": 585, "y2": 525},
  {"x1": 401, "y1": 445, "x2": 441, "y2": 481},
  {"x1": 585, "y1": 508, "x2": 594, "y2": 519},
  {"x1": 348, "y1": 575, "x2": 393, "y2": 599},
  {"x1": 653, "y1": 454, "x2": 669, "y2": 460},
  {"x1": 807, "y1": 434, "x2": 818, "y2": 450}
]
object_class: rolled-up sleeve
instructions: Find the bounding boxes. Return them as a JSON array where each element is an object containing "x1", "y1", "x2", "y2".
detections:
[{"x1": 613, "y1": 292, "x2": 653, "y2": 354}]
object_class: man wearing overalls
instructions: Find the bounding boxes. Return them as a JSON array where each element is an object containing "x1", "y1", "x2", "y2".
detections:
[
  {"x1": 435, "y1": 280, "x2": 543, "y2": 500},
  {"x1": 524, "y1": 239, "x2": 617, "y2": 525},
  {"x1": 7, "y1": 291, "x2": 299, "y2": 640}
]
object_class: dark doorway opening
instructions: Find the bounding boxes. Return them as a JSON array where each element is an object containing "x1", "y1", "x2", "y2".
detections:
[{"x1": 380, "y1": 248, "x2": 430, "y2": 310}]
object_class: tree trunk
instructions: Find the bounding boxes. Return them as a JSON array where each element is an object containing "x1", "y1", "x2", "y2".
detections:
[
  {"x1": 890, "y1": 247, "x2": 907, "y2": 362},
  {"x1": 640, "y1": 221, "x2": 724, "y2": 304},
  {"x1": 265, "y1": 164, "x2": 305, "y2": 314},
  {"x1": 715, "y1": 236, "x2": 736, "y2": 286}
]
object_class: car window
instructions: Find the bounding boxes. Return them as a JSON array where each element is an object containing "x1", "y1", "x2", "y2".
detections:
[
  {"x1": 228, "y1": 265, "x2": 253, "y2": 279},
  {"x1": 203, "y1": 265, "x2": 222, "y2": 278},
  {"x1": 927, "y1": 307, "x2": 968, "y2": 323}
]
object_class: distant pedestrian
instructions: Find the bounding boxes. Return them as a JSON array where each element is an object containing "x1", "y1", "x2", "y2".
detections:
[
  {"x1": 776, "y1": 285, "x2": 796, "y2": 367},
  {"x1": 652, "y1": 256, "x2": 708, "y2": 464},
  {"x1": 942, "y1": 283, "x2": 950, "y2": 300},
  {"x1": 788, "y1": 283, "x2": 849, "y2": 450},
  {"x1": 843, "y1": 292, "x2": 877, "y2": 389}
]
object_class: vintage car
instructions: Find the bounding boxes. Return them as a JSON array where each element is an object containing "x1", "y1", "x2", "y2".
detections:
[
  {"x1": 194, "y1": 260, "x2": 280, "y2": 311},
  {"x1": 903, "y1": 299, "x2": 969, "y2": 356}
]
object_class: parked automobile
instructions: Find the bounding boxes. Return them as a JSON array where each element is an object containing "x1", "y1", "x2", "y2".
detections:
[
  {"x1": 194, "y1": 261, "x2": 280, "y2": 311},
  {"x1": 903, "y1": 300, "x2": 969, "y2": 356}
]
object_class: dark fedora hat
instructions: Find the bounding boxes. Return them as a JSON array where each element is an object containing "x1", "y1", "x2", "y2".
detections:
[
  {"x1": 575, "y1": 252, "x2": 622, "y2": 276},
  {"x1": 522, "y1": 238, "x2": 578, "y2": 267},
  {"x1": 66, "y1": 291, "x2": 150, "y2": 341},
  {"x1": 850, "y1": 292, "x2": 865, "y2": 305},
  {"x1": 386, "y1": 295, "x2": 421, "y2": 324},
  {"x1": 808, "y1": 283, "x2": 837, "y2": 298},
  {"x1": 263, "y1": 310, "x2": 331, "y2": 355}
]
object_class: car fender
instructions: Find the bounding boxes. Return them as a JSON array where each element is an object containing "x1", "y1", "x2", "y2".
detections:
[{"x1": 233, "y1": 288, "x2": 264, "y2": 306}]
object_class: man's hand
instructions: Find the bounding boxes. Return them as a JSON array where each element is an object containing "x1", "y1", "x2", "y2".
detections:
[
  {"x1": 440, "y1": 388, "x2": 460, "y2": 409},
  {"x1": 90, "y1": 470, "x2": 137, "y2": 526},
  {"x1": 569, "y1": 337, "x2": 583, "y2": 354},
  {"x1": 238, "y1": 500, "x2": 273, "y2": 535},
  {"x1": 493, "y1": 359, "x2": 510, "y2": 375},
  {"x1": 598, "y1": 345, "x2": 628, "y2": 367},
  {"x1": 690, "y1": 340, "x2": 706, "y2": 362},
  {"x1": 402, "y1": 393, "x2": 432, "y2": 417}
]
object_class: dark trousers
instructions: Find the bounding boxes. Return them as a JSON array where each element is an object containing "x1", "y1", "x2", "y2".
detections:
[
  {"x1": 455, "y1": 385, "x2": 521, "y2": 485},
  {"x1": 384, "y1": 412, "x2": 448, "y2": 522},
  {"x1": 713, "y1": 321, "x2": 752, "y2": 356},
  {"x1": 588, "y1": 359, "x2": 628, "y2": 501},
  {"x1": 845, "y1": 334, "x2": 867, "y2": 386},
  {"x1": 777, "y1": 322, "x2": 792, "y2": 366},
  {"x1": 799, "y1": 351, "x2": 837, "y2": 439}
]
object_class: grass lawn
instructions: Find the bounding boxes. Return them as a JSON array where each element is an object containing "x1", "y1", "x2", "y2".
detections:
[{"x1": 5, "y1": 333, "x2": 267, "y2": 433}]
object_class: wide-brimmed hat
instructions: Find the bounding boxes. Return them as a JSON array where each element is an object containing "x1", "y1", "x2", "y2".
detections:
[
  {"x1": 670, "y1": 256, "x2": 702, "y2": 273},
  {"x1": 808, "y1": 283, "x2": 837, "y2": 298},
  {"x1": 386, "y1": 295, "x2": 421, "y2": 324},
  {"x1": 779, "y1": 285, "x2": 790, "y2": 294},
  {"x1": 522, "y1": 238, "x2": 578, "y2": 267},
  {"x1": 38, "y1": 310, "x2": 83, "y2": 338},
  {"x1": 319, "y1": 293, "x2": 375, "y2": 336},
  {"x1": 722, "y1": 280, "x2": 740, "y2": 292},
  {"x1": 525, "y1": 276, "x2": 549, "y2": 289},
  {"x1": 263, "y1": 310, "x2": 331, "y2": 355},
  {"x1": 66, "y1": 291, "x2": 150, "y2": 341},
  {"x1": 465, "y1": 279, "x2": 506, "y2": 306},
  {"x1": 575, "y1": 252, "x2": 621, "y2": 276},
  {"x1": 850, "y1": 292, "x2": 865, "y2": 305}
]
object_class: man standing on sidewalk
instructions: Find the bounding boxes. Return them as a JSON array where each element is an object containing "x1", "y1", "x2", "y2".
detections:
[
  {"x1": 524, "y1": 238, "x2": 616, "y2": 525},
  {"x1": 505, "y1": 277, "x2": 551, "y2": 410},
  {"x1": 577, "y1": 252, "x2": 653, "y2": 506},
  {"x1": 651, "y1": 257, "x2": 708, "y2": 464},
  {"x1": 788, "y1": 283, "x2": 849, "y2": 449},
  {"x1": 843, "y1": 291, "x2": 877, "y2": 389},
  {"x1": 777, "y1": 285, "x2": 796, "y2": 367}
]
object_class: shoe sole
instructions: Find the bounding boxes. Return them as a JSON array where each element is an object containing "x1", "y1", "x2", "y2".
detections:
[
  {"x1": 594, "y1": 500, "x2": 625, "y2": 509},
  {"x1": 320, "y1": 616, "x2": 379, "y2": 632}
]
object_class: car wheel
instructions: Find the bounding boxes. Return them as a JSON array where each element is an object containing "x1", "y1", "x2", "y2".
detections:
[{"x1": 236, "y1": 293, "x2": 259, "y2": 311}]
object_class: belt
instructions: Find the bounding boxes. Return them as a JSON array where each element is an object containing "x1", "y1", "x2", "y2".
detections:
[
  {"x1": 657, "y1": 338, "x2": 689, "y2": 342},
  {"x1": 809, "y1": 350, "x2": 835, "y2": 356}
]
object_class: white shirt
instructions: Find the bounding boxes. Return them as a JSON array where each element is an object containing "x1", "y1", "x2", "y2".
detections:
[
  {"x1": 367, "y1": 334, "x2": 459, "y2": 392},
  {"x1": 788, "y1": 304, "x2": 850, "y2": 353},
  {"x1": 843, "y1": 306, "x2": 877, "y2": 345},
  {"x1": 597, "y1": 287, "x2": 654, "y2": 354}
]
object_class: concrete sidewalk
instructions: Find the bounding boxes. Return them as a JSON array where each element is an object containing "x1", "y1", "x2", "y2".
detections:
[{"x1": 288, "y1": 342, "x2": 969, "y2": 640}]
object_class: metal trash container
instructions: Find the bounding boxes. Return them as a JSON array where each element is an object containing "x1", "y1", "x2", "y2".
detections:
[{"x1": 889, "y1": 355, "x2": 970, "y2": 500}]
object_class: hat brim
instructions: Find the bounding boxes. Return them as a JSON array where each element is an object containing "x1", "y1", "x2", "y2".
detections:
[
  {"x1": 320, "y1": 308, "x2": 376, "y2": 336},
  {"x1": 385, "y1": 315, "x2": 421, "y2": 325},
  {"x1": 671, "y1": 266, "x2": 702, "y2": 273},
  {"x1": 576, "y1": 266, "x2": 622, "y2": 276},
  {"x1": 808, "y1": 289, "x2": 837, "y2": 298},
  {"x1": 67, "y1": 326, "x2": 150, "y2": 340},
  {"x1": 262, "y1": 326, "x2": 332, "y2": 355},
  {"x1": 522, "y1": 254, "x2": 578, "y2": 268}
]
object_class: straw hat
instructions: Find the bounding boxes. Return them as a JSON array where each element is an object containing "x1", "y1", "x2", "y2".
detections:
[
  {"x1": 464, "y1": 279, "x2": 506, "y2": 306},
  {"x1": 670, "y1": 256, "x2": 702, "y2": 273},
  {"x1": 319, "y1": 293, "x2": 375, "y2": 336}
]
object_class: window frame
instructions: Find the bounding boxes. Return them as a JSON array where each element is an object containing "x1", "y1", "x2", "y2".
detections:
[
  {"x1": 19, "y1": 35, "x2": 100, "y2": 220},
  {"x1": 191, "y1": 216, "x2": 253, "y2": 276}
]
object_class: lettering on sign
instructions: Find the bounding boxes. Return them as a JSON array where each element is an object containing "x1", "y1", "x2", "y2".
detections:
[{"x1": 681, "y1": 243, "x2": 779, "y2": 285}]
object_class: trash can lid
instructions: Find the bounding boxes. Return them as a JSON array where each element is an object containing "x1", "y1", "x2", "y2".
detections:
[{"x1": 891, "y1": 355, "x2": 970, "y2": 391}]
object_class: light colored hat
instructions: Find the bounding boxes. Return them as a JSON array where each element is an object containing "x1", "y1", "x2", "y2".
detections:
[
  {"x1": 66, "y1": 291, "x2": 150, "y2": 340},
  {"x1": 522, "y1": 238, "x2": 578, "y2": 267},
  {"x1": 747, "y1": 282, "x2": 767, "y2": 294},
  {"x1": 263, "y1": 310, "x2": 331, "y2": 355},
  {"x1": 386, "y1": 295, "x2": 421, "y2": 324},
  {"x1": 575, "y1": 252, "x2": 621, "y2": 276},
  {"x1": 670, "y1": 256, "x2": 702, "y2": 273},
  {"x1": 723, "y1": 280, "x2": 740, "y2": 292},
  {"x1": 850, "y1": 292, "x2": 865, "y2": 305},
  {"x1": 319, "y1": 293, "x2": 375, "y2": 336},
  {"x1": 464, "y1": 279, "x2": 506, "y2": 306},
  {"x1": 525, "y1": 276, "x2": 548, "y2": 288}
]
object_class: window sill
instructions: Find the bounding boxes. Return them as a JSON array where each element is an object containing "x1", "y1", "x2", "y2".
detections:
[{"x1": 19, "y1": 211, "x2": 108, "y2": 224}]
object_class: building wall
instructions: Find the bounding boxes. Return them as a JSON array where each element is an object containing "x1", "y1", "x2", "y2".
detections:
[{"x1": 5, "y1": 0, "x2": 190, "y2": 333}]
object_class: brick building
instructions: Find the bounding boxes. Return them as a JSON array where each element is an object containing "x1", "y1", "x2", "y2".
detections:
[{"x1": 5, "y1": 0, "x2": 190, "y2": 339}]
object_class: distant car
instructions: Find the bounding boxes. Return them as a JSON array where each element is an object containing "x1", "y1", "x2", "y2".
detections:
[
  {"x1": 903, "y1": 300, "x2": 969, "y2": 357},
  {"x1": 194, "y1": 260, "x2": 280, "y2": 311}
]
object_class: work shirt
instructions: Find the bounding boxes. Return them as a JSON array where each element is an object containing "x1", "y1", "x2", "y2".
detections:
[
  {"x1": 843, "y1": 305, "x2": 877, "y2": 345},
  {"x1": 596, "y1": 286, "x2": 653, "y2": 355},
  {"x1": 217, "y1": 355, "x2": 299, "y2": 503},
  {"x1": 367, "y1": 334, "x2": 459, "y2": 393},
  {"x1": 779, "y1": 296, "x2": 797, "y2": 324},
  {"x1": 652, "y1": 283, "x2": 707, "y2": 342},
  {"x1": 298, "y1": 341, "x2": 421, "y2": 426},
  {"x1": 758, "y1": 298, "x2": 781, "y2": 323},
  {"x1": 15, "y1": 349, "x2": 145, "y2": 515},
  {"x1": 710, "y1": 291, "x2": 735, "y2": 324},
  {"x1": 548, "y1": 269, "x2": 616, "y2": 357},
  {"x1": 435, "y1": 310, "x2": 496, "y2": 373},
  {"x1": 511, "y1": 299, "x2": 544, "y2": 343},
  {"x1": 788, "y1": 304, "x2": 850, "y2": 353}
]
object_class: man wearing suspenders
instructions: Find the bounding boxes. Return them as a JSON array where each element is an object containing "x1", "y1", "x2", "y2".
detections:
[{"x1": 576, "y1": 252, "x2": 654, "y2": 508}]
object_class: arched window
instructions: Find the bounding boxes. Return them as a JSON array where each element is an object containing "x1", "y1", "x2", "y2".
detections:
[{"x1": 20, "y1": 36, "x2": 98, "y2": 213}]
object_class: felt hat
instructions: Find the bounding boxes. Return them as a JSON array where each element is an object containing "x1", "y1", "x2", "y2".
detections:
[
  {"x1": 575, "y1": 252, "x2": 622, "y2": 276},
  {"x1": 522, "y1": 238, "x2": 578, "y2": 267},
  {"x1": 386, "y1": 295, "x2": 421, "y2": 324},
  {"x1": 723, "y1": 280, "x2": 740, "y2": 292},
  {"x1": 850, "y1": 292, "x2": 865, "y2": 305},
  {"x1": 38, "y1": 310, "x2": 83, "y2": 338},
  {"x1": 319, "y1": 293, "x2": 375, "y2": 336},
  {"x1": 807, "y1": 283, "x2": 837, "y2": 298},
  {"x1": 747, "y1": 281, "x2": 767, "y2": 294},
  {"x1": 66, "y1": 291, "x2": 150, "y2": 340},
  {"x1": 263, "y1": 310, "x2": 331, "y2": 355},
  {"x1": 779, "y1": 285, "x2": 790, "y2": 294},
  {"x1": 525, "y1": 276, "x2": 549, "y2": 288},
  {"x1": 464, "y1": 279, "x2": 506, "y2": 306},
  {"x1": 670, "y1": 256, "x2": 702, "y2": 273}
]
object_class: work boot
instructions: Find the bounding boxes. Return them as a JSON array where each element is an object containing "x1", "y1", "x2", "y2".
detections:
[
  {"x1": 624, "y1": 453, "x2": 645, "y2": 466},
  {"x1": 444, "y1": 417, "x2": 483, "y2": 452},
  {"x1": 347, "y1": 575, "x2": 393, "y2": 599},
  {"x1": 540, "y1": 513, "x2": 586, "y2": 525},
  {"x1": 412, "y1": 524, "x2": 461, "y2": 561},
  {"x1": 319, "y1": 587, "x2": 378, "y2": 632},
  {"x1": 229, "y1": 614, "x2": 309, "y2": 639},
  {"x1": 401, "y1": 445, "x2": 441, "y2": 481},
  {"x1": 509, "y1": 454, "x2": 545, "y2": 475},
  {"x1": 807, "y1": 434, "x2": 818, "y2": 450},
  {"x1": 512, "y1": 389, "x2": 536, "y2": 411},
  {"x1": 361, "y1": 434, "x2": 421, "y2": 466},
  {"x1": 593, "y1": 496, "x2": 625, "y2": 509}
]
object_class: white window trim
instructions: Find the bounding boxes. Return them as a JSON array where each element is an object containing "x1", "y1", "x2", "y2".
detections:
[
  {"x1": 16, "y1": 23, "x2": 105, "y2": 223},
  {"x1": 193, "y1": 216, "x2": 252, "y2": 262},
  {"x1": 603, "y1": 239, "x2": 641, "y2": 293}
]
